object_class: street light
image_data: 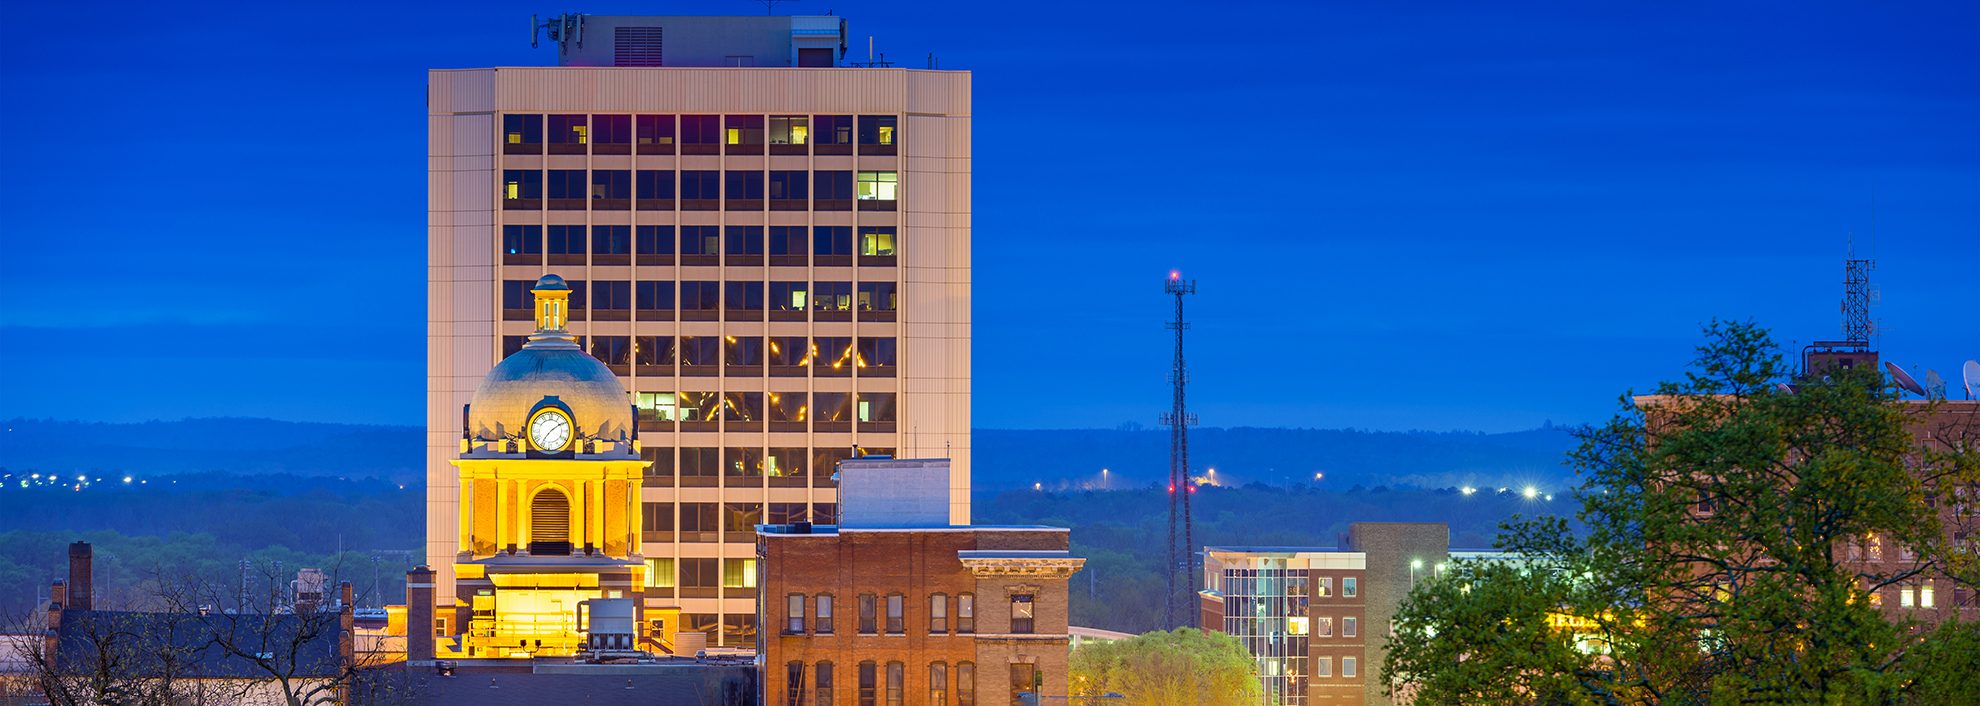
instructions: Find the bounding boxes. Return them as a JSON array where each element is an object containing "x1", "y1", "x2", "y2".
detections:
[{"x1": 1410, "y1": 558, "x2": 1424, "y2": 590}]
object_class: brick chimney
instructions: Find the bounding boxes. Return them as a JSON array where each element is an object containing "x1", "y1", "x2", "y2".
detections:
[
  {"x1": 406, "y1": 566, "x2": 435, "y2": 664},
  {"x1": 45, "y1": 579, "x2": 66, "y2": 659},
  {"x1": 338, "y1": 582, "x2": 355, "y2": 667},
  {"x1": 67, "y1": 542, "x2": 92, "y2": 611}
]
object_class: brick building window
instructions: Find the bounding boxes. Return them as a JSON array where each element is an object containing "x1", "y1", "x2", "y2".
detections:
[
  {"x1": 885, "y1": 593, "x2": 904, "y2": 634},
  {"x1": 1344, "y1": 616, "x2": 1358, "y2": 637},
  {"x1": 1317, "y1": 576, "x2": 1332, "y2": 597},
  {"x1": 858, "y1": 594, "x2": 877, "y2": 634},
  {"x1": 957, "y1": 662, "x2": 974, "y2": 706},
  {"x1": 815, "y1": 662, "x2": 834, "y2": 706},
  {"x1": 857, "y1": 661, "x2": 877, "y2": 706},
  {"x1": 1344, "y1": 577, "x2": 1358, "y2": 597},
  {"x1": 786, "y1": 662, "x2": 806, "y2": 706},
  {"x1": 1009, "y1": 663, "x2": 1036, "y2": 704},
  {"x1": 886, "y1": 662, "x2": 904, "y2": 706},
  {"x1": 1316, "y1": 656, "x2": 1331, "y2": 677},
  {"x1": 1343, "y1": 656, "x2": 1357, "y2": 677},
  {"x1": 786, "y1": 593, "x2": 805, "y2": 634},
  {"x1": 1010, "y1": 595, "x2": 1035, "y2": 634},
  {"x1": 957, "y1": 594, "x2": 975, "y2": 633},
  {"x1": 929, "y1": 593, "x2": 948, "y2": 633},
  {"x1": 816, "y1": 594, "x2": 834, "y2": 634},
  {"x1": 929, "y1": 662, "x2": 948, "y2": 706}
]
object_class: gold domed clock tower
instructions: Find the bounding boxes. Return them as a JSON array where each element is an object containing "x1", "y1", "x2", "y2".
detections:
[{"x1": 443, "y1": 274, "x2": 647, "y2": 658}]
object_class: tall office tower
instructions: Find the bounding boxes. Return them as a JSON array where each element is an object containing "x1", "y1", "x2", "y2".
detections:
[{"x1": 427, "y1": 14, "x2": 971, "y2": 651}]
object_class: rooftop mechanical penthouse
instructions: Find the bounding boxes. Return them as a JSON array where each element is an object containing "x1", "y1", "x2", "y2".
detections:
[{"x1": 427, "y1": 13, "x2": 973, "y2": 652}]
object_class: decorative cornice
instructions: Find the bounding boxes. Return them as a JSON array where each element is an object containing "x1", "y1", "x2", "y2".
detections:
[{"x1": 958, "y1": 557, "x2": 1086, "y2": 580}]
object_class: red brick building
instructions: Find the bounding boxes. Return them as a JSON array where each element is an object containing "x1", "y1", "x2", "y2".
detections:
[{"x1": 757, "y1": 458, "x2": 1084, "y2": 705}]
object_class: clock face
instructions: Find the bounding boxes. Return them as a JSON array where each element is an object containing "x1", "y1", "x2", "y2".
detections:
[{"x1": 528, "y1": 409, "x2": 573, "y2": 452}]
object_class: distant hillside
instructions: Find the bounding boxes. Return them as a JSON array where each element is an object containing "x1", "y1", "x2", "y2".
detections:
[
  {"x1": 1, "y1": 418, "x2": 1581, "y2": 489},
  {"x1": 0, "y1": 417, "x2": 425, "y2": 482},
  {"x1": 974, "y1": 426, "x2": 1578, "y2": 491}
]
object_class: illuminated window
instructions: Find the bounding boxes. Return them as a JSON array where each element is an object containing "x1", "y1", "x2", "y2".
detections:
[
  {"x1": 771, "y1": 116, "x2": 810, "y2": 145},
  {"x1": 722, "y1": 558, "x2": 757, "y2": 589},
  {"x1": 859, "y1": 227, "x2": 896, "y2": 257},
  {"x1": 644, "y1": 558, "x2": 675, "y2": 588},
  {"x1": 1316, "y1": 577, "x2": 1332, "y2": 597},
  {"x1": 726, "y1": 449, "x2": 765, "y2": 479},
  {"x1": 857, "y1": 393, "x2": 896, "y2": 424},
  {"x1": 1010, "y1": 595, "x2": 1035, "y2": 633},
  {"x1": 885, "y1": 593, "x2": 904, "y2": 634},
  {"x1": 814, "y1": 340, "x2": 855, "y2": 376},
  {"x1": 501, "y1": 170, "x2": 540, "y2": 203},
  {"x1": 1901, "y1": 586, "x2": 1915, "y2": 608},
  {"x1": 956, "y1": 662, "x2": 975, "y2": 705},
  {"x1": 857, "y1": 338, "x2": 896, "y2": 370},
  {"x1": 816, "y1": 594, "x2": 835, "y2": 634},
  {"x1": 929, "y1": 662, "x2": 947, "y2": 706},
  {"x1": 725, "y1": 115, "x2": 764, "y2": 150},
  {"x1": 503, "y1": 114, "x2": 542, "y2": 151},
  {"x1": 548, "y1": 114, "x2": 587, "y2": 151},
  {"x1": 1922, "y1": 582, "x2": 1936, "y2": 608},
  {"x1": 1867, "y1": 533, "x2": 1883, "y2": 561},
  {"x1": 1344, "y1": 577, "x2": 1358, "y2": 597},
  {"x1": 771, "y1": 282, "x2": 810, "y2": 314},
  {"x1": 1287, "y1": 616, "x2": 1309, "y2": 636},
  {"x1": 769, "y1": 336, "x2": 810, "y2": 370},
  {"x1": 1009, "y1": 663, "x2": 1036, "y2": 701},
  {"x1": 1344, "y1": 616, "x2": 1358, "y2": 637},
  {"x1": 858, "y1": 115, "x2": 898, "y2": 147},
  {"x1": 1342, "y1": 657, "x2": 1356, "y2": 678},
  {"x1": 856, "y1": 171, "x2": 898, "y2": 201},
  {"x1": 813, "y1": 283, "x2": 853, "y2": 312}
]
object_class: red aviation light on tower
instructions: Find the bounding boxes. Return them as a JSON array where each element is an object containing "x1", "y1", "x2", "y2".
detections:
[
  {"x1": 1169, "y1": 269, "x2": 1180, "y2": 281},
  {"x1": 1167, "y1": 484, "x2": 1176, "y2": 494}
]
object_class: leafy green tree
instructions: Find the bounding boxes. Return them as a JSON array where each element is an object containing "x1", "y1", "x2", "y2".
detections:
[
  {"x1": 1069, "y1": 628, "x2": 1259, "y2": 706},
  {"x1": 1385, "y1": 321, "x2": 1980, "y2": 705}
]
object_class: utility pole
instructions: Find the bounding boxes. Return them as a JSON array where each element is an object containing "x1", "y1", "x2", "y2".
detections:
[{"x1": 1161, "y1": 272, "x2": 1198, "y2": 628}]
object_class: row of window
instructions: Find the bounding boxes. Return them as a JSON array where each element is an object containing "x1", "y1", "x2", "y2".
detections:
[
  {"x1": 623, "y1": 390, "x2": 897, "y2": 427},
  {"x1": 784, "y1": 660, "x2": 988, "y2": 706},
  {"x1": 504, "y1": 113, "x2": 898, "y2": 155},
  {"x1": 501, "y1": 169, "x2": 899, "y2": 210},
  {"x1": 511, "y1": 336, "x2": 897, "y2": 376},
  {"x1": 502, "y1": 224, "x2": 897, "y2": 263},
  {"x1": 641, "y1": 556, "x2": 765, "y2": 590},
  {"x1": 638, "y1": 446, "x2": 887, "y2": 489},
  {"x1": 781, "y1": 592, "x2": 1000, "y2": 636},
  {"x1": 500, "y1": 281, "x2": 898, "y2": 320},
  {"x1": 640, "y1": 503, "x2": 841, "y2": 547},
  {"x1": 1283, "y1": 615, "x2": 1357, "y2": 638},
  {"x1": 1310, "y1": 656, "x2": 1358, "y2": 679}
]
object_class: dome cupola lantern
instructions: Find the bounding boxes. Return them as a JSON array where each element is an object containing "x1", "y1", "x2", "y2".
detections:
[{"x1": 458, "y1": 273, "x2": 636, "y2": 459}]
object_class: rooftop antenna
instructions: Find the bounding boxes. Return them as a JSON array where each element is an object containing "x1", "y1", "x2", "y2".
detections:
[
  {"x1": 1963, "y1": 360, "x2": 1979, "y2": 400},
  {"x1": 752, "y1": 0, "x2": 797, "y2": 15},
  {"x1": 1843, "y1": 244, "x2": 1875, "y2": 345},
  {"x1": 1160, "y1": 270, "x2": 1199, "y2": 629}
]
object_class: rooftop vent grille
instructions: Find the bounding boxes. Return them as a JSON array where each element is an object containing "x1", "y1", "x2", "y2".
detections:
[{"x1": 614, "y1": 26, "x2": 663, "y2": 67}]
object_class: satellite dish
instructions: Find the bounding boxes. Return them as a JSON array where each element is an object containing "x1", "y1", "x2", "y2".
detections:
[
  {"x1": 1886, "y1": 361, "x2": 1926, "y2": 397},
  {"x1": 1964, "y1": 360, "x2": 1980, "y2": 400},
  {"x1": 1924, "y1": 370, "x2": 1946, "y2": 401}
]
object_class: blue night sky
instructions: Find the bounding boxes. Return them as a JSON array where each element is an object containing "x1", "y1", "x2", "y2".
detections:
[{"x1": 1, "y1": 1, "x2": 1974, "y2": 431}]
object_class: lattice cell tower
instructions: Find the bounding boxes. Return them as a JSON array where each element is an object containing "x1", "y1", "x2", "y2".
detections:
[{"x1": 1161, "y1": 271, "x2": 1198, "y2": 629}]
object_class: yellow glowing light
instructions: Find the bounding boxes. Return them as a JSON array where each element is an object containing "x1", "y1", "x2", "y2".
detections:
[{"x1": 1523, "y1": 486, "x2": 1540, "y2": 499}]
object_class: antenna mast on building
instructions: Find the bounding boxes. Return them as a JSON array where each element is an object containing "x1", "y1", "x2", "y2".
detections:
[
  {"x1": 1842, "y1": 253, "x2": 1875, "y2": 344},
  {"x1": 1161, "y1": 272, "x2": 1198, "y2": 629}
]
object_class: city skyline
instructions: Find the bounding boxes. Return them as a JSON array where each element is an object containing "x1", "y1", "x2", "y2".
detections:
[{"x1": 2, "y1": 0, "x2": 1976, "y2": 432}]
